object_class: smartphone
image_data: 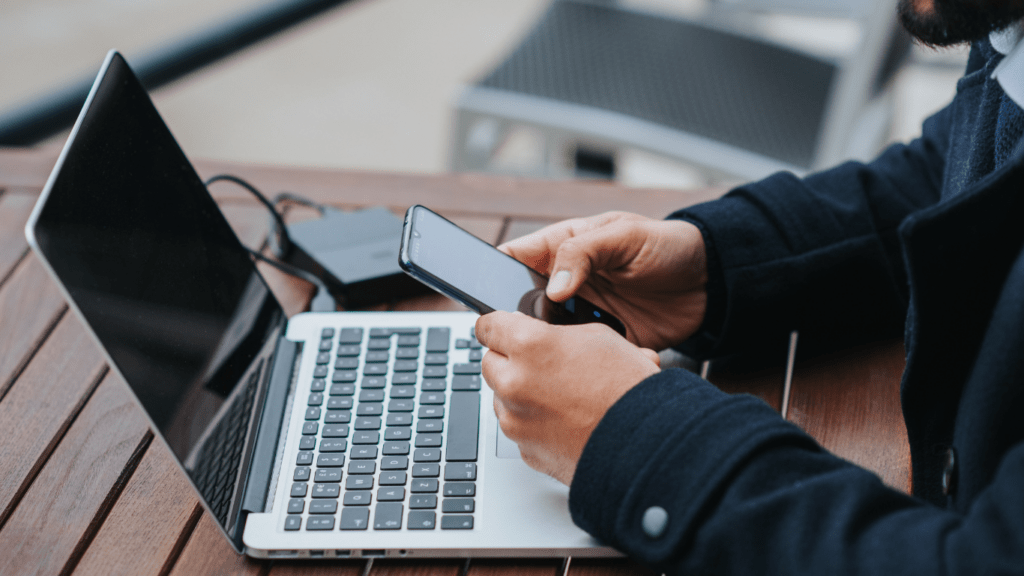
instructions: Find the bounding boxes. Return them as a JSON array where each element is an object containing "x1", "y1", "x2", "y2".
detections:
[{"x1": 399, "y1": 205, "x2": 626, "y2": 336}]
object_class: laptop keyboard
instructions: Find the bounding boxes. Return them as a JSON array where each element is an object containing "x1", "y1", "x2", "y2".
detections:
[{"x1": 285, "y1": 326, "x2": 482, "y2": 532}]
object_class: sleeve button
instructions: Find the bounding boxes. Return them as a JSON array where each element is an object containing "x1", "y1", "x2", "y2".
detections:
[{"x1": 642, "y1": 506, "x2": 669, "y2": 539}]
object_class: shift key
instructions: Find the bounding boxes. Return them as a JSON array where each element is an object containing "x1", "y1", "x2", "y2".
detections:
[{"x1": 445, "y1": 391, "x2": 480, "y2": 461}]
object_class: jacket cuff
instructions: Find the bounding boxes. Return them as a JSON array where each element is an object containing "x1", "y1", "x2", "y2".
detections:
[{"x1": 569, "y1": 368, "x2": 810, "y2": 562}]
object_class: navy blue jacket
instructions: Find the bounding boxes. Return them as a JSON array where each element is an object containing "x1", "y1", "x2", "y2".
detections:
[{"x1": 569, "y1": 40, "x2": 1024, "y2": 574}]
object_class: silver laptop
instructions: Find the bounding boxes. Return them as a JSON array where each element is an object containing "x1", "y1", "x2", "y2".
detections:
[{"x1": 25, "y1": 51, "x2": 617, "y2": 559}]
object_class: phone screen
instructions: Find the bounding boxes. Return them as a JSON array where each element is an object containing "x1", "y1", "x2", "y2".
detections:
[{"x1": 401, "y1": 206, "x2": 626, "y2": 336}]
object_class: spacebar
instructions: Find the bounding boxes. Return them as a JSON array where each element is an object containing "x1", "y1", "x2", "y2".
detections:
[{"x1": 445, "y1": 392, "x2": 480, "y2": 461}]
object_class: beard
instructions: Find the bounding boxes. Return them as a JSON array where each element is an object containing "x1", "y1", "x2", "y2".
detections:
[{"x1": 899, "y1": 0, "x2": 1024, "y2": 47}]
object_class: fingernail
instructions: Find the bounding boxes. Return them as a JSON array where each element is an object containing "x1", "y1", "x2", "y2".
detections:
[{"x1": 548, "y1": 270, "x2": 571, "y2": 295}]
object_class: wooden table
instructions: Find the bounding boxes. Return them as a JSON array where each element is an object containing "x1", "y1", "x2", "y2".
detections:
[{"x1": 0, "y1": 148, "x2": 910, "y2": 576}]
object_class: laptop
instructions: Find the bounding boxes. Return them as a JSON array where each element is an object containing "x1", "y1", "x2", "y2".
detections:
[{"x1": 25, "y1": 51, "x2": 618, "y2": 559}]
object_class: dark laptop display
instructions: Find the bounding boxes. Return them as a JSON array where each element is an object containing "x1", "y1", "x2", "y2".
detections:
[{"x1": 29, "y1": 53, "x2": 284, "y2": 531}]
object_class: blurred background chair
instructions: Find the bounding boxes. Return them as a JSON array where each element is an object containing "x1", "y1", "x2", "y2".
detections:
[{"x1": 449, "y1": 0, "x2": 911, "y2": 183}]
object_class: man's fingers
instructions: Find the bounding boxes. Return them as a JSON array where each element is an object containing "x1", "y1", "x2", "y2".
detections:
[
  {"x1": 546, "y1": 222, "x2": 644, "y2": 301},
  {"x1": 640, "y1": 348, "x2": 661, "y2": 367},
  {"x1": 475, "y1": 310, "x2": 546, "y2": 356}
]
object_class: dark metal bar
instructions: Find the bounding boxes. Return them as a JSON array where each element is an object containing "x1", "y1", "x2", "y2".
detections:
[{"x1": 0, "y1": 0, "x2": 355, "y2": 146}]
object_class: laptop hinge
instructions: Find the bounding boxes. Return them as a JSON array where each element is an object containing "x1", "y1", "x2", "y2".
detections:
[{"x1": 240, "y1": 336, "x2": 301, "y2": 515}]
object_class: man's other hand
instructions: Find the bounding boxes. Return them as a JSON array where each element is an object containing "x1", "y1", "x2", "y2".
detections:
[
  {"x1": 499, "y1": 212, "x2": 707, "y2": 351},
  {"x1": 476, "y1": 311, "x2": 660, "y2": 485}
]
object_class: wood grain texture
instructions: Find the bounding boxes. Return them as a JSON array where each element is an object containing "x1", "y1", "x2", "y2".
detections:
[
  {"x1": 568, "y1": 558, "x2": 658, "y2": 576},
  {"x1": 785, "y1": 339, "x2": 911, "y2": 493},
  {"x1": 0, "y1": 315, "x2": 107, "y2": 527},
  {"x1": 221, "y1": 204, "x2": 274, "y2": 250},
  {"x1": 467, "y1": 559, "x2": 563, "y2": 576},
  {"x1": 704, "y1": 337, "x2": 792, "y2": 413},
  {"x1": 368, "y1": 559, "x2": 464, "y2": 576},
  {"x1": 168, "y1": 513, "x2": 265, "y2": 576},
  {"x1": 0, "y1": 149, "x2": 60, "y2": 188},
  {"x1": 192, "y1": 159, "x2": 721, "y2": 222},
  {"x1": 73, "y1": 442, "x2": 202, "y2": 576},
  {"x1": 0, "y1": 191, "x2": 36, "y2": 283},
  {"x1": 0, "y1": 255, "x2": 68, "y2": 398},
  {"x1": 268, "y1": 559, "x2": 364, "y2": 575},
  {"x1": 498, "y1": 220, "x2": 556, "y2": 246},
  {"x1": 0, "y1": 373, "x2": 150, "y2": 576}
]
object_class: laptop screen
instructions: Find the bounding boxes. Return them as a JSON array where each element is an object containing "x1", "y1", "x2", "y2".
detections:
[{"x1": 28, "y1": 53, "x2": 285, "y2": 531}]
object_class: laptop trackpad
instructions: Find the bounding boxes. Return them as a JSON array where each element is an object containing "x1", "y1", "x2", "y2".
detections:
[{"x1": 496, "y1": 425, "x2": 522, "y2": 459}]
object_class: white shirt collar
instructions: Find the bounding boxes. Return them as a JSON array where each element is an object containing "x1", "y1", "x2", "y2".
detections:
[{"x1": 991, "y1": 22, "x2": 1024, "y2": 108}]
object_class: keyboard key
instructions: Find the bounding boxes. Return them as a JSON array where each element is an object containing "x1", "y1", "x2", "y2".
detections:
[
  {"x1": 293, "y1": 467, "x2": 310, "y2": 481},
  {"x1": 423, "y1": 366, "x2": 447, "y2": 378},
  {"x1": 333, "y1": 370, "x2": 358, "y2": 383},
  {"x1": 288, "y1": 498, "x2": 304, "y2": 514},
  {"x1": 424, "y1": 353, "x2": 448, "y2": 365},
  {"x1": 322, "y1": 328, "x2": 336, "y2": 339},
  {"x1": 446, "y1": 391, "x2": 480, "y2": 462},
  {"x1": 320, "y1": 439, "x2": 347, "y2": 452},
  {"x1": 469, "y1": 349, "x2": 484, "y2": 362},
  {"x1": 369, "y1": 328, "x2": 392, "y2": 337},
  {"x1": 421, "y1": 378, "x2": 446, "y2": 391},
  {"x1": 314, "y1": 469, "x2": 342, "y2": 482},
  {"x1": 313, "y1": 365, "x2": 329, "y2": 378},
  {"x1": 367, "y1": 338, "x2": 391, "y2": 350},
  {"x1": 308, "y1": 393, "x2": 323, "y2": 406},
  {"x1": 360, "y1": 390, "x2": 385, "y2": 402},
  {"x1": 426, "y1": 328, "x2": 450, "y2": 352},
  {"x1": 381, "y1": 456, "x2": 409, "y2": 470},
  {"x1": 445, "y1": 463, "x2": 477, "y2": 481},
  {"x1": 413, "y1": 463, "x2": 440, "y2": 477},
  {"x1": 443, "y1": 498, "x2": 475, "y2": 513},
  {"x1": 414, "y1": 449, "x2": 441, "y2": 462},
  {"x1": 380, "y1": 472, "x2": 407, "y2": 485},
  {"x1": 391, "y1": 386, "x2": 416, "y2": 399},
  {"x1": 453, "y1": 363, "x2": 481, "y2": 375},
  {"x1": 354, "y1": 416, "x2": 382, "y2": 430},
  {"x1": 452, "y1": 375, "x2": 482, "y2": 391},
  {"x1": 363, "y1": 364, "x2": 388, "y2": 376},
  {"x1": 393, "y1": 360, "x2": 418, "y2": 372},
  {"x1": 302, "y1": 422, "x2": 318, "y2": 435},
  {"x1": 285, "y1": 515, "x2": 302, "y2": 530},
  {"x1": 334, "y1": 357, "x2": 359, "y2": 370},
  {"x1": 392, "y1": 373, "x2": 417, "y2": 384},
  {"x1": 389, "y1": 399, "x2": 414, "y2": 412},
  {"x1": 340, "y1": 507, "x2": 370, "y2": 529},
  {"x1": 337, "y1": 345, "x2": 361, "y2": 357},
  {"x1": 395, "y1": 347, "x2": 419, "y2": 360},
  {"x1": 411, "y1": 479, "x2": 439, "y2": 493},
  {"x1": 310, "y1": 500, "x2": 338, "y2": 514},
  {"x1": 361, "y1": 376, "x2": 387, "y2": 389},
  {"x1": 357, "y1": 404, "x2": 384, "y2": 416},
  {"x1": 349, "y1": 461, "x2": 376, "y2": 475},
  {"x1": 352, "y1": 431, "x2": 380, "y2": 444},
  {"x1": 338, "y1": 327, "x2": 363, "y2": 344},
  {"x1": 469, "y1": 338, "x2": 483, "y2": 349},
  {"x1": 441, "y1": 515, "x2": 474, "y2": 530},
  {"x1": 305, "y1": 407, "x2": 321, "y2": 421},
  {"x1": 365, "y1": 350, "x2": 389, "y2": 363},
  {"x1": 408, "y1": 510, "x2": 436, "y2": 529},
  {"x1": 420, "y1": 393, "x2": 445, "y2": 406},
  {"x1": 299, "y1": 436, "x2": 316, "y2": 450},
  {"x1": 317, "y1": 454, "x2": 345, "y2": 467},
  {"x1": 419, "y1": 406, "x2": 444, "y2": 419},
  {"x1": 455, "y1": 339, "x2": 470, "y2": 349},
  {"x1": 318, "y1": 339, "x2": 333, "y2": 352},
  {"x1": 310, "y1": 379, "x2": 326, "y2": 392},
  {"x1": 396, "y1": 335, "x2": 420, "y2": 347},
  {"x1": 329, "y1": 384, "x2": 355, "y2": 397},
  {"x1": 316, "y1": 352, "x2": 331, "y2": 365},
  {"x1": 351, "y1": 446, "x2": 378, "y2": 459},
  {"x1": 409, "y1": 495, "x2": 437, "y2": 509},
  {"x1": 374, "y1": 502, "x2": 404, "y2": 529},
  {"x1": 311, "y1": 483, "x2": 340, "y2": 498},
  {"x1": 325, "y1": 410, "x2": 351, "y2": 424},
  {"x1": 347, "y1": 476, "x2": 374, "y2": 490},
  {"x1": 291, "y1": 482, "x2": 307, "y2": 497},
  {"x1": 323, "y1": 424, "x2": 349, "y2": 438},
  {"x1": 443, "y1": 482, "x2": 475, "y2": 497},
  {"x1": 386, "y1": 413, "x2": 412, "y2": 426},
  {"x1": 385, "y1": 428, "x2": 412, "y2": 441},
  {"x1": 416, "y1": 434, "x2": 442, "y2": 448},
  {"x1": 344, "y1": 491, "x2": 372, "y2": 506},
  {"x1": 296, "y1": 451, "x2": 314, "y2": 466},
  {"x1": 383, "y1": 441, "x2": 410, "y2": 455},
  {"x1": 377, "y1": 486, "x2": 405, "y2": 501}
]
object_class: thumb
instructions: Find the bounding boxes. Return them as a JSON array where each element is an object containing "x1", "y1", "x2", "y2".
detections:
[{"x1": 640, "y1": 348, "x2": 661, "y2": 367}]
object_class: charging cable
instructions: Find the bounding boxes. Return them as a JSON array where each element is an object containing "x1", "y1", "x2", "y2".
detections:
[{"x1": 245, "y1": 248, "x2": 338, "y2": 313}]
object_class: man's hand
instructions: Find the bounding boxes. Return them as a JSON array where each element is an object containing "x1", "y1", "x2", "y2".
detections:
[
  {"x1": 476, "y1": 311, "x2": 661, "y2": 485},
  {"x1": 500, "y1": 212, "x2": 707, "y2": 351}
]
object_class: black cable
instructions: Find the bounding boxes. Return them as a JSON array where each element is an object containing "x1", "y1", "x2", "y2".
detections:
[
  {"x1": 244, "y1": 247, "x2": 339, "y2": 312},
  {"x1": 273, "y1": 191, "x2": 326, "y2": 214},
  {"x1": 205, "y1": 174, "x2": 292, "y2": 255}
]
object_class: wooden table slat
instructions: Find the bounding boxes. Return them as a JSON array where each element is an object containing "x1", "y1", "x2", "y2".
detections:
[
  {"x1": 499, "y1": 219, "x2": 557, "y2": 246},
  {"x1": 0, "y1": 315, "x2": 107, "y2": 527},
  {"x1": 785, "y1": 339, "x2": 911, "y2": 493},
  {"x1": 704, "y1": 336, "x2": 792, "y2": 413},
  {"x1": 0, "y1": 191, "x2": 37, "y2": 284},
  {"x1": 446, "y1": 215, "x2": 507, "y2": 245},
  {"x1": 568, "y1": 558, "x2": 658, "y2": 576},
  {"x1": 367, "y1": 558, "x2": 463, "y2": 576},
  {"x1": 467, "y1": 559, "x2": 564, "y2": 576},
  {"x1": 267, "y1": 558, "x2": 364, "y2": 575},
  {"x1": 73, "y1": 442, "x2": 203, "y2": 576},
  {"x1": 0, "y1": 255, "x2": 68, "y2": 398},
  {"x1": 168, "y1": 513, "x2": 265, "y2": 576},
  {"x1": 0, "y1": 373, "x2": 150, "y2": 576}
]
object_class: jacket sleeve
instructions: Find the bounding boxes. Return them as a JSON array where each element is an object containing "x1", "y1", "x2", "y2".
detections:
[
  {"x1": 670, "y1": 103, "x2": 952, "y2": 358},
  {"x1": 569, "y1": 369, "x2": 1024, "y2": 575}
]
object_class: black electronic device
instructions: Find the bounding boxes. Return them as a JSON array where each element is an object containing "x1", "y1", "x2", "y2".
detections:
[
  {"x1": 281, "y1": 205, "x2": 430, "y2": 307},
  {"x1": 399, "y1": 204, "x2": 627, "y2": 335}
]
